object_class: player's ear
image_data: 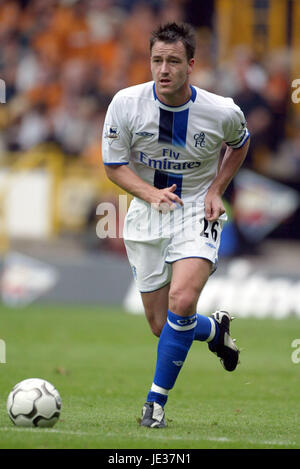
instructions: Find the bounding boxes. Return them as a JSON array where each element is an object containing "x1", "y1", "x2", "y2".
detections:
[{"x1": 187, "y1": 58, "x2": 195, "y2": 75}]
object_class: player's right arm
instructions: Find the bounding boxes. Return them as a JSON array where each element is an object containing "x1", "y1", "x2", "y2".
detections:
[{"x1": 104, "y1": 164, "x2": 183, "y2": 210}]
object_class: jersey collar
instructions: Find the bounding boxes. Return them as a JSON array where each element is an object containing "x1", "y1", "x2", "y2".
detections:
[{"x1": 152, "y1": 83, "x2": 197, "y2": 112}]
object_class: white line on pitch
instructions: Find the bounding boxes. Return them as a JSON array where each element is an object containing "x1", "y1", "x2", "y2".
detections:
[{"x1": 0, "y1": 426, "x2": 297, "y2": 447}]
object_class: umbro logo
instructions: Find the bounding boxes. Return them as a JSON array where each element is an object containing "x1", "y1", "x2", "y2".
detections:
[
  {"x1": 135, "y1": 131, "x2": 154, "y2": 137},
  {"x1": 172, "y1": 361, "x2": 184, "y2": 367}
]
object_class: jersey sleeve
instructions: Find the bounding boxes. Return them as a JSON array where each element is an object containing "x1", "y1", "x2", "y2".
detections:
[
  {"x1": 223, "y1": 103, "x2": 250, "y2": 149},
  {"x1": 102, "y1": 94, "x2": 131, "y2": 165}
]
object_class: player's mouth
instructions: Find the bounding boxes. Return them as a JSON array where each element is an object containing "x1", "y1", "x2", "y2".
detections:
[{"x1": 159, "y1": 78, "x2": 171, "y2": 85}]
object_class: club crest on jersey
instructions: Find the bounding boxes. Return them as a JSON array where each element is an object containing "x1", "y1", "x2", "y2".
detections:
[
  {"x1": 104, "y1": 125, "x2": 120, "y2": 145},
  {"x1": 194, "y1": 132, "x2": 206, "y2": 148}
]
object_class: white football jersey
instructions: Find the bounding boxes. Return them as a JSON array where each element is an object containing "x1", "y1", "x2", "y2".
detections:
[{"x1": 102, "y1": 81, "x2": 249, "y2": 203}]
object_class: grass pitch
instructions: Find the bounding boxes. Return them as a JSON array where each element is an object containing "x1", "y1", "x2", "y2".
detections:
[{"x1": 0, "y1": 303, "x2": 299, "y2": 449}]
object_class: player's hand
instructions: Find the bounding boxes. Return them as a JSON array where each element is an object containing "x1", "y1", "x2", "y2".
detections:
[
  {"x1": 204, "y1": 191, "x2": 225, "y2": 221},
  {"x1": 152, "y1": 184, "x2": 184, "y2": 213}
]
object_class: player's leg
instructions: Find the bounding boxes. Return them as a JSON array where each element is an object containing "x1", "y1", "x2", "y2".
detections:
[
  {"x1": 141, "y1": 262, "x2": 216, "y2": 343},
  {"x1": 124, "y1": 235, "x2": 171, "y2": 340},
  {"x1": 141, "y1": 258, "x2": 213, "y2": 427},
  {"x1": 166, "y1": 208, "x2": 239, "y2": 369},
  {"x1": 169, "y1": 258, "x2": 220, "y2": 343},
  {"x1": 141, "y1": 283, "x2": 170, "y2": 337},
  {"x1": 169, "y1": 259, "x2": 239, "y2": 372},
  {"x1": 123, "y1": 199, "x2": 172, "y2": 338},
  {"x1": 169, "y1": 257, "x2": 211, "y2": 314}
]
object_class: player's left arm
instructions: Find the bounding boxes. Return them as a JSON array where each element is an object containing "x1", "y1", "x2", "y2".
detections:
[{"x1": 205, "y1": 138, "x2": 250, "y2": 222}]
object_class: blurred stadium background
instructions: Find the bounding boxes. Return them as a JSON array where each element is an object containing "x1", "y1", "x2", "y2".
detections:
[{"x1": 0, "y1": 0, "x2": 299, "y2": 317}]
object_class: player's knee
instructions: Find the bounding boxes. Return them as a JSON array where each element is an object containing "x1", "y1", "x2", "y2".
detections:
[{"x1": 168, "y1": 287, "x2": 196, "y2": 316}]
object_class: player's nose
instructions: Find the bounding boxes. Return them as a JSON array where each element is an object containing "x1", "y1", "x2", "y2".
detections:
[{"x1": 160, "y1": 61, "x2": 170, "y2": 74}]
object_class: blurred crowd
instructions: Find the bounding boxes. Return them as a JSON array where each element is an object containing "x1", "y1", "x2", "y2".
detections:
[{"x1": 0, "y1": 0, "x2": 299, "y2": 185}]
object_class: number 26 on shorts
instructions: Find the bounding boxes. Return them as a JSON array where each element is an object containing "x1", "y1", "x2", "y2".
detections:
[{"x1": 200, "y1": 219, "x2": 219, "y2": 242}]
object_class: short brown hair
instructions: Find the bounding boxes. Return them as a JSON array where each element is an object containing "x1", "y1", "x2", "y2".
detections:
[{"x1": 150, "y1": 22, "x2": 196, "y2": 61}]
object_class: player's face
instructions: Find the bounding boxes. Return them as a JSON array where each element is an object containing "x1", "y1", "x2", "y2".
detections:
[{"x1": 151, "y1": 40, "x2": 194, "y2": 106}]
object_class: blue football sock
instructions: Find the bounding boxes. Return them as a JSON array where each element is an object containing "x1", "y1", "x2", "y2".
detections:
[
  {"x1": 147, "y1": 310, "x2": 196, "y2": 407},
  {"x1": 194, "y1": 313, "x2": 220, "y2": 346}
]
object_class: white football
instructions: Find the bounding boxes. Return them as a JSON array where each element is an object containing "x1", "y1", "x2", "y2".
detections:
[{"x1": 7, "y1": 378, "x2": 62, "y2": 428}]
